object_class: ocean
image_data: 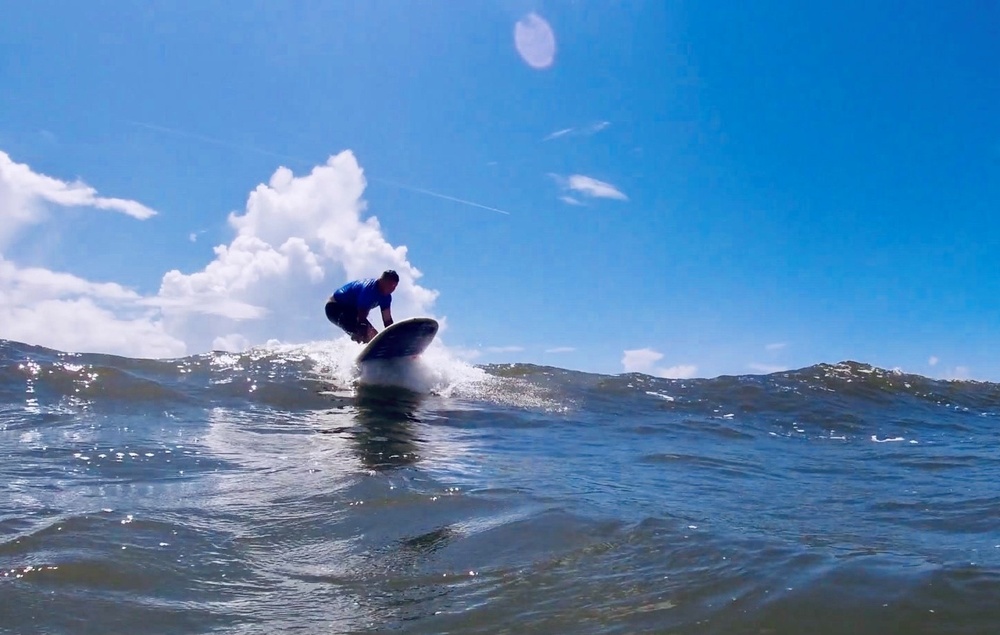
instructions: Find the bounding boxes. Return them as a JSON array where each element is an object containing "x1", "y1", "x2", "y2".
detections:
[{"x1": 2, "y1": 337, "x2": 999, "y2": 634}]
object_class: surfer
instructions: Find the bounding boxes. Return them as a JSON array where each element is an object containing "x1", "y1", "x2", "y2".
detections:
[{"x1": 325, "y1": 270, "x2": 398, "y2": 344}]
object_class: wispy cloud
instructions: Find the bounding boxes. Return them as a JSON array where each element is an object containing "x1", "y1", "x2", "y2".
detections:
[
  {"x1": 622, "y1": 348, "x2": 697, "y2": 378},
  {"x1": 543, "y1": 121, "x2": 610, "y2": 141},
  {"x1": 567, "y1": 175, "x2": 628, "y2": 200},
  {"x1": 587, "y1": 121, "x2": 611, "y2": 134},
  {"x1": 765, "y1": 342, "x2": 787, "y2": 352},
  {"x1": 545, "y1": 346, "x2": 575, "y2": 354},
  {"x1": 0, "y1": 150, "x2": 156, "y2": 248},
  {"x1": 550, "y1": 173, "x2": 628, "y2": 203},
  {"x1": 544, "y1": 128, "x2": 574, "y2": 141},
  {"x1": 928, "y1": 356, "x2": 939, "y2": 366}
]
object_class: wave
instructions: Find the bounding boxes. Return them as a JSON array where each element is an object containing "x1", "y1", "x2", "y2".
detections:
[{"x1": 3, "y1": 339, "x2": 999, "y2": 425}]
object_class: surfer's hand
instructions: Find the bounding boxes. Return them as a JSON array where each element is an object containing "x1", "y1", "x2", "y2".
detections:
[{"x1": 363, "y1": 325, "x2": 377, "y2": 343}]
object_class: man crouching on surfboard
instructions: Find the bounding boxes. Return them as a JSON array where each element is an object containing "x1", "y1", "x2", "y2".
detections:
[{"x1": 325, "y1": 270, "x2": 398, "y2": 344}]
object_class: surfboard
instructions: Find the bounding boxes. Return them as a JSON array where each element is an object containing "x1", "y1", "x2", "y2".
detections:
[{"x1": 356, "y1": 317, "x2": 439, "y2": 363}]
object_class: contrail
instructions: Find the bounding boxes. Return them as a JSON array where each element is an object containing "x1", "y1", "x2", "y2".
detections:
[
  {"x1": 372, "y1": 178, "x2": 510, "y2": 215},
  {"x1": 126, "y1": 120, "x2": 512, "y2": 215},
  {"x1": 126, "y1": 120, "x2": 306, "y2": 164}
]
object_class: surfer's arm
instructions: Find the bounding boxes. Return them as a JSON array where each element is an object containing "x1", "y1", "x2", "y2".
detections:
[{"x1": 381, "y1": 308, "x2": 394, "y2": 328}]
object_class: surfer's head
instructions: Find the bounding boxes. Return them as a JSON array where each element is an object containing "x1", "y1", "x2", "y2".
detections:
[{"x1": 378, "y1": 270, "x2": 399, "y2": 294}]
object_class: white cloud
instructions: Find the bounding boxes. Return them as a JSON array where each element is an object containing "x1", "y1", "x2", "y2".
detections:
[
  {"x1": 545, "y1": 346, "x2": 575, "y2": 354},
  {"x1": 543, "y1": 121, "x2": 610, "y2": 141},
  {"x1": 928, "y1": 356, "x2": 939, "y2": 366},
  {"x1": 0, "y1": 149, "x2": 440, "y2": 359},
  {"x1": 514, "y1": 13, "x2": 556, "y2": 70},
  {"x1": 550, "y1": 174, "x2": 628, "y2": 202},
  {"x1": 0, "y1": 256, "x2": 185, "y2": 358},
  {"x1": 0, "y1": 150, "x2": 155, "y2": 249},
  {"x1": 765, "y1": 342, "x2": 787, "y2": 352},
  {"x1": 623, "y1": 348, "x2": 663, "y2": 372},
  {"x1": 559, "y1": 195, "x2": 584, "y2": 206},
  {"x1": 622, "y1": 348, "x2": 697, "y2": 378},
  {"x1": 212, "y1": 333, "x2": 250, "y2": 353},
  {"x1": 151, "y1": 151, "x2": 439, "y2": 353},
  {"x1": 568, "y1": 175, "x2": 628, "y2": 200},
  {"x1": 0, "y1": 154, "x2": 175, "y2": 358},
  {"x1": 587, "y1": 121, "x2": 611, "y2": 135},
  {"x1": 544, "y1": 128, "x2": 574, "y2": 141}
]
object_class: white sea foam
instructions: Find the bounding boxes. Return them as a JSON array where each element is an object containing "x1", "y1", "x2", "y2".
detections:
[
  {"x1": 260, "y1": 336, "x2": 488, "y2": 397},
  {"x1": 871, "y1": 435, "x2": 905, "y2": 443}
]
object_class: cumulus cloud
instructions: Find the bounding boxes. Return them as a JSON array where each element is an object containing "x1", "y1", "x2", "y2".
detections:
[
  {"x1": 514, "y1": 13, "x2": 556, "y2": 70},
  {"x1": 622, "y1": 348, "x2": 697, "y2": 378},
  {"x1": 0, "y1": 149, "x2": 440, "y2": 358},
  {"x1": 0, "y1": 256, "x2": 185, "y2": 358},
  {"x1": 623, "y1": 348, "x2": 662, "y2": 372},
  {"x1": 0, "y1": 151, "x2": 155, "y2": 249},
  {"x1": 212, "y1": 333, "x2": 250, "y2": 353},
  {"x1": 545, "y1": 346, "x2": 575, "y2": 354},
  {"x1": 550, "y1": 173, "x2": 628, "y2": 202},
  {"x1": 152, "y1": 151, "x2": 438, "y2": 353}
]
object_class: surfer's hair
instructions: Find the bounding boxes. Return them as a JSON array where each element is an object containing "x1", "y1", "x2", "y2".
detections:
[{"x1": 381, "y1": 270, "x2": 400, "y2": 283}]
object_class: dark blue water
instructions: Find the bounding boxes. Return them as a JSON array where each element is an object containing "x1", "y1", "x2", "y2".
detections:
[{"x1": 2, "y1": 338, "x2": 999, "y2": 634}]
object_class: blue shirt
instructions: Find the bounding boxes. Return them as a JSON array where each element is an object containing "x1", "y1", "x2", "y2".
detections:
[{"x1": 333, "y1": 278, "x2": 392, "y2": 312}]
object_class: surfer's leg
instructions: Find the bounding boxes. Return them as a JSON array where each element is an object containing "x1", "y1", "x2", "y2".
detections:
[{"x1": 325, "y1": 299, "x2": 358, "y2": 336}]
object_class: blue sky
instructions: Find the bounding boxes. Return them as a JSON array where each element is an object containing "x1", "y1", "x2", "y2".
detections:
[{"x1": 1, "y1": 1, "x2": 998, "y2": 380}]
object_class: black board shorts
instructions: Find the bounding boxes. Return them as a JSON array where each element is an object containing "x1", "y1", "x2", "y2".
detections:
[{"x1": 325, "y1": 298, "x2": 362, "y2": 335}]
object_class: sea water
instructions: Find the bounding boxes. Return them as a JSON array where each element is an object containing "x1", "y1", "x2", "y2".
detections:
[{"x1": 2, "y1": 337, "x2": 999, "y2": 634}]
